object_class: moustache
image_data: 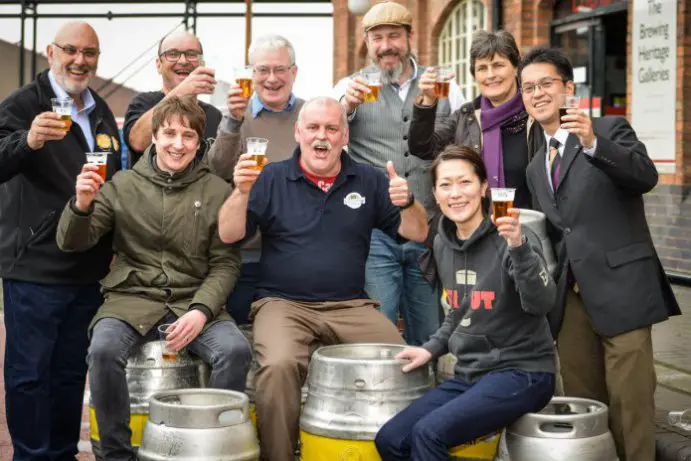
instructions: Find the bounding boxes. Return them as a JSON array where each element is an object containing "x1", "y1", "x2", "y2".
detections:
[
  {"x1": 377, "y1": 49, "x2": 401, "y2": 58},
  {"x1": 67, "y1": 65, "x2": 92, "y2": 73},
  {"x1": 311, "y1": 141, "x2": 332, "y2": 150}
]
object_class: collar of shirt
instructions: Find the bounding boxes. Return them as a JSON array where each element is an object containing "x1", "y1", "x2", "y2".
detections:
[
  {"x1": 543, "y1": 128, "x2": 570, "y2": 157},
  {"x1": 286, "y1": 146, "x2": 357, "y2": 182},
  {"x1": 48, "y1": 70, "x2": 96, "y2": 116},
  {"x1": 251, "y1": 93, "x2": 296, "y2": 119}
]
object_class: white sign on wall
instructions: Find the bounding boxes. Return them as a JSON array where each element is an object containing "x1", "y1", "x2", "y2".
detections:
[{"x1": 631, "y1": 0, "x2": 677, "y2": 174}]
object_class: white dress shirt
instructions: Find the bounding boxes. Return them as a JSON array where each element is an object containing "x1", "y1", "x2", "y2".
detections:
[{"x1": 544, "y1": 128, "x2": 597, "y2": 190}]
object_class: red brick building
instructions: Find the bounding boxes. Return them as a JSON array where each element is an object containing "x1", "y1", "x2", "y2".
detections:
[{"x1": 332, "y1": 0, "x2": 691, "y2": 278}]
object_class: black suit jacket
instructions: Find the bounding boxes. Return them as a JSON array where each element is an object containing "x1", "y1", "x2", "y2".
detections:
[{"x1": 526, "y1": 116, "x2": 681, "y2": 337}]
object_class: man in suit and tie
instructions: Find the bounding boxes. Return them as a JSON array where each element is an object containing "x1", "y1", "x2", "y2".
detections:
[{"x1": 518, "y1": 46, "x2": 681, "y2": 461}]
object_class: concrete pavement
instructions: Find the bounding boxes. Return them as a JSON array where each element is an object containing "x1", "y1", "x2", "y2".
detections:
[{"x1": 0, "y1": 284, "x2": 690, "y2": 459}]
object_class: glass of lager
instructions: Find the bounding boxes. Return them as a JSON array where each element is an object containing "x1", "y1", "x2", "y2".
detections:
[
  {"x1": 157, "y1": 324, "x2": 178, "y2": 361},
  {"x1": 434, "y1": 66, "x2": 453, "y2": 99},
  {"x1": 490, "y1": 188, "x2": 516, "y2": 220},
  {"x1": 51, "y1": 97, "x2": 73, "y2": 132},
  {"x1": 235, "y1": 65, "x2": 254, "y2": 98},
  {"x1": 85, "y1": 151, "x2": 110, "y2": 181},
  {"x1": 246, "y1": 137, "x2": 269, "y2": 172},
  {"x1": 361, "y1": 69, "x2": 382, "y2": 103}
]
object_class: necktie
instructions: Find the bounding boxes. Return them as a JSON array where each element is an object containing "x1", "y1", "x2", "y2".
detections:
[{"x1": 549, "y1": 137, "x2": 561, "y2": 191}]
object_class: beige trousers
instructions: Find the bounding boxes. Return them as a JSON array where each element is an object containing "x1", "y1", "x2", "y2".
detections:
[
  {"x1": 251, "y1": 297, "x2": 405, "y2": 461},
  {"x1": 557, "y1": 288, "x2": 656, "y2": 461}
]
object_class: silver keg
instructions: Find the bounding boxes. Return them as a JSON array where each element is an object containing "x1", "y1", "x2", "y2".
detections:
[
  {"x1": 518, "y1": 209, "x2": 558, "y2": 276},
  {"x1": 138, "y1": 389, "x2": 260, "y2": 461},
  {"x1": 300, "y1": 343, "x2": 434, "y2": 440},
  {"x1": 90, "y1": 340, "x2": 210, "y2": 460},
  {"x1": 496, "y1": 396, "x2": 619, "y2": 461}
]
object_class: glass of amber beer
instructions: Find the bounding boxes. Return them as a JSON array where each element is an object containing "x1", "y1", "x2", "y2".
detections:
[
  {"x1": 434, "y1": 66, "x2": 453, "y2": 99},
  {"x1": 85, "y1": 151, "x2": 110, "y2": 182},
  {"x1": 361, "y1": 69, "x2": 382, "y2": 103},
  {"x1": 158, "y1": 323, "x2": 178, "y2": 361},
  {"x1": 235, "y1": 65, "x2": 254, "y2": 98},
  {"x1": 246, "y1": 137, "x2": 269, "y2": 172},
  {"x1": 490, "y1": 188, "x2": 516, "y2": 220},
  {"x1": 51, "y1": 97, "x2": 73, "y2": 132}
]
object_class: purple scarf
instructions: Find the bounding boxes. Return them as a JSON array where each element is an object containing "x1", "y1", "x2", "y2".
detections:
[{"x1": 480, "y1": 91, "x2": 525, "y2": 188}]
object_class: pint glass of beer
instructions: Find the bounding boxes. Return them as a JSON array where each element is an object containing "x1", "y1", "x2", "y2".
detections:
[
  {"x1": 434, "y1": 67, "x2": 453, "y2": 99},
  {"x1": 157, "y1": 324, "x2": 178, "y2": 361},
  {"x1": 490, "y1": 188, "x2": 516, "y2": 220},
  {"x1": 51, "y1": 97, "x2": 73, "y2": 132},
  {"x1": 559, "y1": 94, "x2": 580, "y2": 122},
  {"x1": 235, "y1": 65, "x2": 254, "y2": 98},
  {"x1": 246, "y1": 137, "x2": 269, "y2": 172},
  {"x1": 361, "y1": 69, "x2": 382, "y2": 103},
  {"x1": 85, "y1": 151, "x2": 110, "y2": 182}
]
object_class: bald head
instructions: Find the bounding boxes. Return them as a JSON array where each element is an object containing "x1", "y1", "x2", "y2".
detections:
[
  {"x1": 158, "y1": 31, "x2": 203, "y2": 57},
  {"x1": 53, "y1": 21, "x2": 99, "y2": 49}
]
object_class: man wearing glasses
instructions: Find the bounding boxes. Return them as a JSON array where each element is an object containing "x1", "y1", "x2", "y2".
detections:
[
  {"x1": 520, "y1": 46, "x2": 680, "y2": 461},
  {"x1": 207, "y1": 34, "x2": 304, "y2": 326},
  {"x1": 123, "y1": 31, "x2": 220, "y2": 166},
  {"x1": 0, "y1": 21, "x2": 121, "y2": 461}
]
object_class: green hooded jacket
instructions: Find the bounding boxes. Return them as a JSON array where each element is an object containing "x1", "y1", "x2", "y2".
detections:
[{"x1": 56, "y1": 144, "x2": 240, "y2": 336}]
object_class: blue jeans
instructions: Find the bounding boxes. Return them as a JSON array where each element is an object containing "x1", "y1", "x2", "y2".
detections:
[
  {"x1": 3, "y1": 279, "x2": 102, "y2": 461},
  {"x1": 375, "y1": 370, "x2": 555, "y2": 461},
  {"x1": 226, "y1": 261, "x2": 260, "y2": 325},
  {"x1": 88, "y1": 315, "x2": 252, "y2": 461},
  {"x1": 365, "y1": 229, "x2": 440, "y2": 345}
]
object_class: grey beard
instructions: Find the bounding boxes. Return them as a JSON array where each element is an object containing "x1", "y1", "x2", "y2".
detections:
[{"x1": 380, "y1": 63, "x2": 405, "y2": 85}]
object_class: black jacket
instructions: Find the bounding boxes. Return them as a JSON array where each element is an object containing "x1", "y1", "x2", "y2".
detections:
[{"x1": 0, "y1": 69, "x2": 121, "y2": 284}]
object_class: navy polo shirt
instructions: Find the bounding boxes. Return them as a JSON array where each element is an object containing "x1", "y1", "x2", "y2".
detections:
[{"x1": 246, "y1": 148, "x2": 401, "y2": 301}]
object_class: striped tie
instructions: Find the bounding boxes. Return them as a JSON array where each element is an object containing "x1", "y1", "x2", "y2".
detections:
[{"x1": 549, "y1": 137, "x2": 561, "y2": 191}]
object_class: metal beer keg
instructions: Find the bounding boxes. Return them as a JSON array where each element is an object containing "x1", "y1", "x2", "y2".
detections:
[
  {"x1": 138, "y1": 389, "x2": 260, "y2": 461},
  {"x1": 299, "y1": 343, "x2": 433, "y2": 460},
  {"x1": 89, "y1": 340, "x2": 210, "y2": 460},
  {"x1": 496, "y1": 397, "x2": 619, "y2": 461},
  {"x1": 518, "y1": 209, "x2": 558, "y2": 276}
]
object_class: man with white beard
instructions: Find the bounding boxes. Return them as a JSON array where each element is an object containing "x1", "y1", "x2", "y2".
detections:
[
  {"x1": 333, "y1": 1, "x2": 464, "y2": 346},
  {"x1": 0, "y1": 21, "x2": 121, "y2": 460}
]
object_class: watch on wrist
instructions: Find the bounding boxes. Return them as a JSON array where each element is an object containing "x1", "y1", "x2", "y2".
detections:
[{"x1": 399, "y1": 192, "x2": 415, "y2": 210}]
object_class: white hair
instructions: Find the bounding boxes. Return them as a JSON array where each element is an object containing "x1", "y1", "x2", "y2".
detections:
[
  {"x1": 248, "y1": 34, "x2": 296, "y2": 66},
  {"x1": 297, "y1": 96, "x2": 348, "y2": 129}
]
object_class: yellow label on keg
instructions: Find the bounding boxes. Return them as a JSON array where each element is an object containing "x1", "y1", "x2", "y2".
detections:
[
  {"x1": 299, "y1": 430, "x2": 500, "y2": 461},
  {"x1": 89, "y1": 405, "x2": 148, "y2": 446}
]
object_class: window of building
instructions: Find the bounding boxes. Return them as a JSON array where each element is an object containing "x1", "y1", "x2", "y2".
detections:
[{"x1": 437, "y1": 0, "x2": 487, "y2": 100}]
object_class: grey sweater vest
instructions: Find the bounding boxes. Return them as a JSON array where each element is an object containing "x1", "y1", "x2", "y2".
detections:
[{"x1": 347, "y1": 66, "x2": 451, "y2": 216}]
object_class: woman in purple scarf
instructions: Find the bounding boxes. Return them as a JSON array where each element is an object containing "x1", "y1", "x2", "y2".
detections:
[{"x1": 408, "y1": 30, "x2": 538, "y2": 209}]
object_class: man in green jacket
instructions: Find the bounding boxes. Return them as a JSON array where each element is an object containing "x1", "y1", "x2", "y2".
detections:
[{"x1": 56, "y1": 95, "x2": 252, "y2": 461}]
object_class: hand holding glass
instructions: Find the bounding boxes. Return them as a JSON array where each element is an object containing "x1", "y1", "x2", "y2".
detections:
[
  {"x1": 51, "y1": 97, "x2": 73, "y2": 132},
  {"x1": 246, "y1": 137, "x2": 269, "y2": 171},
  {"x1": 361, "y1": 70, "x2": 381, "y2": 103},
  {"x1": 491, "y1": 188, "x2": 516, "y2": 220},
  {"x1": 434, "y1": 66, "x2": 453, "y2": 99},
  {"x1": 158, "y1": 323, "x2": 178, "y2": 361},
  {"x1": 235, "y1": 66, "x2": 254, "y2": 98},
  {"x1": 559, "y1": 94, "x2": 580, "y2": 121},
  {"x1": 85, "y1": 152, "x2": 110, "y2": 181}
]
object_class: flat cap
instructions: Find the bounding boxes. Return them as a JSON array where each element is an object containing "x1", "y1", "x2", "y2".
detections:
[{"x1": 362, "y1": 2, "x2": 413, "y2": 32}]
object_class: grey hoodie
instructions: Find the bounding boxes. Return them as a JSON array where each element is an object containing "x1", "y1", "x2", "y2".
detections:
[{"x1": 422, "y1": 216, "x2": 557, "y2": 384}]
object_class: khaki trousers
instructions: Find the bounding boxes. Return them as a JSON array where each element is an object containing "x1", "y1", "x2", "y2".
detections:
[
  {"x1": 557, "y1": 288, "x2": 656, "y2": 461},
  {"x1": 251, "y1": 297, "x2": 405, "y2": 461}
]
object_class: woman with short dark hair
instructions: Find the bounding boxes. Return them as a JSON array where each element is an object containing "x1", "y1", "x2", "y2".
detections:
[
  {"x1": 375, "y1": 145, "x2": 556, "y2": 460},
  {"x1": 409, "y1": 30, "x2": 537, "y2": 208}
]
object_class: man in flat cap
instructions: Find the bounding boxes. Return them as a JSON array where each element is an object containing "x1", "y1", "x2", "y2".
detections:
[{"x1": 333, "y1": 1, "x2": 465, "y2": 346}]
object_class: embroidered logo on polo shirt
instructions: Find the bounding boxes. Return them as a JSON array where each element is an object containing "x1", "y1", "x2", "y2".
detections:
[{"x1": 344, "y1": 192, "x2": 366, "y2": 209}]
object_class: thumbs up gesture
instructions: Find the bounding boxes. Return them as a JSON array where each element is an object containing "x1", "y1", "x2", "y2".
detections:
[{"x1": 387, "y1": 161, "x2": 412, "y2": 207}]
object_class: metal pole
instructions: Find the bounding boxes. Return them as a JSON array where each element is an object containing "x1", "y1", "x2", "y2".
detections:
[
  {"x1": 19, "y1": 0, "x2": 26, "y2": 87},
  {"x1": 245, "y1": 0, "x2": 252, "y2": 65},
  {"x1": 31, "y1": 3, "x2": 37, "y2": 79}
]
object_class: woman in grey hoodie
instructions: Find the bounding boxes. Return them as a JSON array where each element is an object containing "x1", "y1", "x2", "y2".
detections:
[{"x1": 375, "y1": 145, "x2": 557, "y2": 461}]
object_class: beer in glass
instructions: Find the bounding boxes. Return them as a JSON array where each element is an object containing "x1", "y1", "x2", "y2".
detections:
[
  {"x1": 490, "y1": 188, "x2": 516, "y2": 220},
  {"x1": 51, "y1": 97, "x2": 73, "y2": 132},
  {"x1": 559, "y1": 94, "x2": 580, "y2": 121},
  {"x1": 361, "y1": 69, "x2": 382, "y2": 103},
  {"x1": 434, "y1": 67, "x2": 453, "y2": 99},
  {"x1": 157, "y1": 324, "x2": 178, "y2": 361},
  {"x1": 235, "y1": 65, "x2": 254, "y2": 98},
  {"x1": 246, "y1": 137, "x2": 269, "y2": 172},
  {"x1": 85, "y1": 151, "x2": 109, "y2": 181}
]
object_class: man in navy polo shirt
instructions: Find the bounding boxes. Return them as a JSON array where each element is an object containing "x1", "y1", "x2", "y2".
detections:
[{"x1": 219, "y1": 96, "x2": 428, "y2": 461}]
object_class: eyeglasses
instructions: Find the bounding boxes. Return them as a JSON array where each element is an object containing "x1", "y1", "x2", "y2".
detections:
[
  {"x1": 254, "y1": 65, "x2": 294, "y2": 79},
  {"x1": 159, "y1": 49, "x2": 203, "y2": 63},
  {"x1": 52, "y1": 43, "x2": 100, "y2": 59},
  {"x1": 521, "y1": 77, "x2": 566, "y2": 95}
]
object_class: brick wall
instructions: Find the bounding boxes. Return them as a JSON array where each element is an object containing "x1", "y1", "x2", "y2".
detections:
[{"x1": 644, "y1": 186, "x2": 691, "y2": 277}]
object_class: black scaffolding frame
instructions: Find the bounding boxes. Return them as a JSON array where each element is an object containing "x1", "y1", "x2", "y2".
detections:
[{"x1": 1, "y1": 0, "x2": 331, "y2": 87}]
